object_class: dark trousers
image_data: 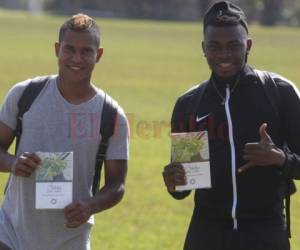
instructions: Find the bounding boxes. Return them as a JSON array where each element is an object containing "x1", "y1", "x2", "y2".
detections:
[
  {"x1": 183, "y1": 219, "x2": 290, "y2": 250},
  {"x1": 0, "y1": 242, "x2": 11, "y2": 250}
]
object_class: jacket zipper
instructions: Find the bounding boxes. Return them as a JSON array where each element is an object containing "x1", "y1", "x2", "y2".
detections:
[{"x1": 224, "y1": 85, "x2": 238, "y2": 230}]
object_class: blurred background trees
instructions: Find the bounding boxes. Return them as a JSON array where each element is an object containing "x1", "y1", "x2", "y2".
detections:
[{"x1": 0, "y1": 0, "x2": 299, "y2": 26}]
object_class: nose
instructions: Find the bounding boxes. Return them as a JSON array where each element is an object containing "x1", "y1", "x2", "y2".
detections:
[
  {"x1": 71, "y1": 51, "x2": 82, "y2": 63},
  {"x1": 218, "y1": 48, "x2": 232, "y2": 59}
]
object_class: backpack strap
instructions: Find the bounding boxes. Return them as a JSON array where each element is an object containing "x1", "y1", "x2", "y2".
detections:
[
  {"x1": 4, "y1": 77, "x2": 48, "y2": 195},
  {"x1": 92, "y1": 94, "x2": 118, "y2": 196},
  {"x1": 15, "y1": 76, "x2": 49, "y2": 153},
  {"x1": 187, "y1": 81, "x2": 209, "y2": 116},
  {"x1": 255, "y1": 69, "x2": 295, "y2": 238},
  {"x1": 255, "y1": 70, "x2": 281, "y2": 119}
]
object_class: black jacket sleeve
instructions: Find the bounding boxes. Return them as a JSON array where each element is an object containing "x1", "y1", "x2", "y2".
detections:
[{"x1": 277, "y1": 77, "x2": 300, "y2": 179}]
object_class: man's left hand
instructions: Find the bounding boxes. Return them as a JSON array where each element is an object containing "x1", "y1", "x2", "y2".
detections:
[
  {"x1": 239, "y1": 123, "x2": 286, "y2": 173},
  {"x1": 64, "y1": 200, "x2": 92, "y2": 228}
]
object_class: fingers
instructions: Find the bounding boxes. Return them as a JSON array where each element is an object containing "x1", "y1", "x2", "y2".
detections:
[
  {"x1": 241, "y1": 139, "x2": 281, "y2": 173},
  {"x1": 243, "y1": 142, "x2": 261, "y2": 150},
  {"x1": 23, "y1": 152, "x2": 41, "y2": 163},
  {"x1": 241, "y1": 147, "x2": 267, "y2": 173},
  {"x1": 259, "y1": 123, "x2": 267, "y2": 139},
  {"x1": 244, "y1": 142, "x2": 273, "y2": 151},
  {"x1": 65, "y1": 220, "x2": 82, "y2": 228},
  {"x1": 64, "y1": 203, "x2": 82, "y2": 228},
  {"x1": 241, "y1": 142, "x2": 266, "y2": 173},
  {"x1": 64, "y1": 201, "x2": 91, "y2": 228},
  {"x1": 243, "y1": 138, "x2": 275, "y2": 156},
  {"x1": 259, "y1": 123, "x2": 272, "y2": 144},
  {"x1": 238, "y1": 162, "x2": 255, "y2": 173},
  {"x1": 13, "y1": 152, "x2": 41, "y2": 177},
  {"x1": 243, "y1": 148, "x2": 265, "y2": 159},
  {"x1": 162, "y1": 163, "x2": 186, "y2": 192},
  {"x1": 64, "y1": 202, "x2": 80, "y2": 217}
]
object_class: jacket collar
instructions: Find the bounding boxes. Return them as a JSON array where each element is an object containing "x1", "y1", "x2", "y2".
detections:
[{"x1": 241, "y1": 64, "x2": 257, "y2": 81}]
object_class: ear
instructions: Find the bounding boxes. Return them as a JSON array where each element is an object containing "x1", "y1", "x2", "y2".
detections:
[
  {"x1": 55, "y1": 42, "x2": 60, "y2": 57},
  {"x1": 96, "y1": 47, "x2": 104, "y2": 62},
  {"x1": 201, "y1": 41, "x2": 206, "y2": 57},
  {"x1": 246, "y1": 38, "x2": 252, "y2": 54}
]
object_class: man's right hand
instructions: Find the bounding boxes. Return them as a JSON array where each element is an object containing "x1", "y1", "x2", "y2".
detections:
[
  {"x1": 162, "y1": 163, "x2": 186, "y2": 192},
  {"x1": 12, "y1": 152, "x2": 41, "y2": 177}
]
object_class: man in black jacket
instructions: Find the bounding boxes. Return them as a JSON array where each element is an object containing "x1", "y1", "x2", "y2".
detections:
[{"x1": 163, "y1": 1, "x2": 300, "y2": 250}]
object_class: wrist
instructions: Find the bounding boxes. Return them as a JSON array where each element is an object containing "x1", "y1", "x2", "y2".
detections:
[
  {"x1": 4, "y1": 154, "x2": 17, "y2": 173},
  {"x1": 275, "y1": 149, "x2": 286, "y2": 167},
  {"x1": 86, "y1": 197, "x2": 98, "y2": 215}
]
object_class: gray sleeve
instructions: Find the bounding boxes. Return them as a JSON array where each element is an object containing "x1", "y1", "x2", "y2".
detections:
[
  {"x1": 105, "y1": 106, "x2": 129, "y2": 160},
  {"x1": 0, "y1": 80, "x2": 30, "y2": 130}
]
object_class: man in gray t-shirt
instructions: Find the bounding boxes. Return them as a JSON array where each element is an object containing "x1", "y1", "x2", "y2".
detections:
[{"x1": 0, "y1": 14, "x2": 129, "y2": 250}]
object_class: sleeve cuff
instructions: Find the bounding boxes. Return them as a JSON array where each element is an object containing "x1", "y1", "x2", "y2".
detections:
[
  {"x1": 168, "y1": 190, "x2": 191, "y2": 200},
  {"x1": 280, "y1": 151, "x2": 300, "y2": 179}
]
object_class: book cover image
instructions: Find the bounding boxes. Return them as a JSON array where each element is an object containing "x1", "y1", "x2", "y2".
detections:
[
  {"x1": 35, "y1": 152, "x2": 73, "y2": 209},
  {"x1": 171, "y1": 131, "x2": 209, "y2": 163},
  {"x1": 171, "y1": 131, "x2": 211, "y2": 191},
  {"x1": 36, "y1": 152, "x2": 73, "y2": 182}
]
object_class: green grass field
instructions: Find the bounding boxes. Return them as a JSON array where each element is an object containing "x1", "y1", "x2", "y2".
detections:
[{"x1": 0, "y1": 9, "x2": 299, "y2": 250}]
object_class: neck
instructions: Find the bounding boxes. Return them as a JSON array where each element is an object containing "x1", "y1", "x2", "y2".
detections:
[
  {"x1": 56, "y1": 75, "x2": 96, "y2": 104},
  {"x1": 212, "y1": 65, "x2": 245, "y2": 86},
  {"x1": 212, "y1": 72, "x2": 240, "y2": 86}
]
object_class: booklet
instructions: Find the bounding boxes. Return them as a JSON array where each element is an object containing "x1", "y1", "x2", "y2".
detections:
[
  {"x1": 171, "y1": 131, "x2": 211, "y2": 191},
  {"x1": 35, "y1": 152, "x2": 73, "y2": 209}
]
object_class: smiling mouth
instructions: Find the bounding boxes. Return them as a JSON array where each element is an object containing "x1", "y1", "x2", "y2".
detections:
[
  {"x1": 217, "y1": 63, "x2": 234, "y2": 69},
  {"x1": 67, "y1": 65, "x2": 83, "y2": 71}
]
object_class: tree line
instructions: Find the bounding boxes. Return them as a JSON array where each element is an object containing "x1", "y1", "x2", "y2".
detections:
[{"x1": 1, "y1": 0, "x2": 300, "y2": 26}]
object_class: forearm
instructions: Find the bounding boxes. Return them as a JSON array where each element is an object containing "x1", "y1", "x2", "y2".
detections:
[
  {"x1": 0, "y1": 147, "x2": 15, "y2": 173},
  {"x1": 88, "y1": 182, "x2": 125, "y2": 214}
]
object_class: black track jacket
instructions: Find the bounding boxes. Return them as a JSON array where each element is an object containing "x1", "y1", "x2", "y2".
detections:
[{"x1": 170, "y1": 65, "x2": 300, "y2": 229}]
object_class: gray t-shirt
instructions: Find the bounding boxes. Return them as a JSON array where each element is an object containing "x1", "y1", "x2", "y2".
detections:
[{"x1": 0, "y1": 75, "x2": 129, "y2": 250}]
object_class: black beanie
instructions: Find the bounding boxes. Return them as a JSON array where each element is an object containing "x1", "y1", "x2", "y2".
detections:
[{"x1": 203, "y1": 1, "x2": 248, "y2": 33}]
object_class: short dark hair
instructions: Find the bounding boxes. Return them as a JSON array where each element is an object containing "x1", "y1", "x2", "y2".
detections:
[
  {"x1": 203, "y1": 1, "x2": 248, "y2": 34},
  {"x1": 58, "y1": 13, "x2": 100, "y2": 47}
]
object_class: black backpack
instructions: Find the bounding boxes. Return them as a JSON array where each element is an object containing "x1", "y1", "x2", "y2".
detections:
[
  {"x1": 180, "y1": 70, "x2": 296, "y2": 237},
  {"x1": 10, "y1": 76, "x2": 117, "y2": 196}
]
